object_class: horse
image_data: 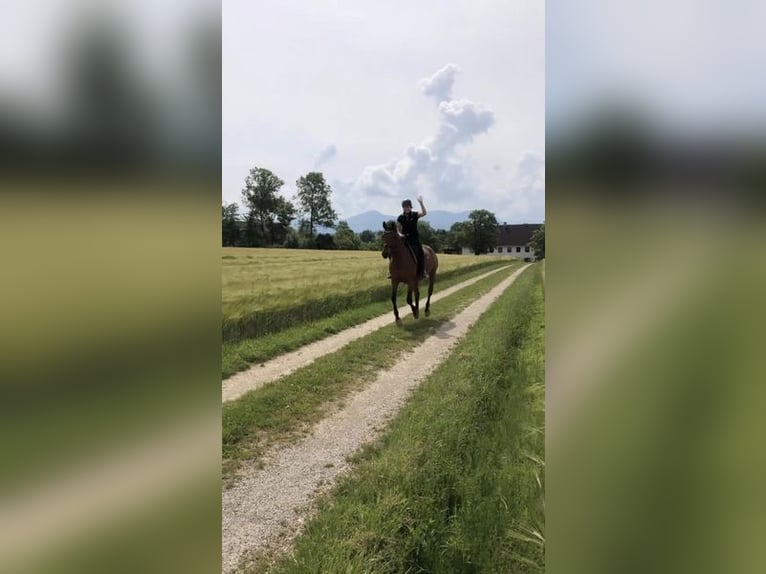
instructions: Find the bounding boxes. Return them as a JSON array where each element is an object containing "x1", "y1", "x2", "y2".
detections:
[{"x1": 381, "y1": 220, "x2": 439, "y2": 325}]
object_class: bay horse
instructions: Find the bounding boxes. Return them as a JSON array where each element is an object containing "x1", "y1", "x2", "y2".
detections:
[{"x1": 381, "y1": 220, "x2": 439, "y2": 325}]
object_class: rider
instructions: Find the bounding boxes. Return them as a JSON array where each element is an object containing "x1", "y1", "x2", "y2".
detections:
[{"x1": 397, "y1": 195, "x2": 428, "y2": 280}]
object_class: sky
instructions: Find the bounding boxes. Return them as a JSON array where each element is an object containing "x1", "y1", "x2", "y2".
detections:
[{"x1": 222, "y1": 0, "x2": 545, "y2": 224}]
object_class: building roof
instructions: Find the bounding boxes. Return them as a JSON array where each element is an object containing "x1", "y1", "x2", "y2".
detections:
[{"x1": 498, "y1": 223, "x2": 542, "y2": 246}]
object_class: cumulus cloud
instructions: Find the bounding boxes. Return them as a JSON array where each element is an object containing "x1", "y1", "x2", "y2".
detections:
[
  {"x1": 356, "y1": 163, "x2": 398, "y2": 198},
  {"x1": 314, "y1": 144, "x2": 337, "y2": 168},
  {"x1": 432, "y1": 100, "x2": 495, "y2": 153},
  {"x1": 352, "y1": 65, "x2": 496, "y2": 205},
  {"x1": 418, "y1": 63, "x2": 461, "y2": 103}
]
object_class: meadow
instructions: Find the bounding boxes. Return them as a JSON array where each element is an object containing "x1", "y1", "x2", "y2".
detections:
[{"x1": 221, "y1": 248, "x2": 516, "y2": 377}]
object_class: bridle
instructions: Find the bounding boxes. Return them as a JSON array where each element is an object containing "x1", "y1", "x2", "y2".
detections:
[
  {"x1": 381, "y1": 229, "x2": 395, "y2": 259},
  {"x1": 384, "y1": 227, "x2": 416, "y2": 266}
]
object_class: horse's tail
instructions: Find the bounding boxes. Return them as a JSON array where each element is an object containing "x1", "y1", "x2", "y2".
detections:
[{"x1": 423, "y1": 244, "x2": 438, "y2": 275}]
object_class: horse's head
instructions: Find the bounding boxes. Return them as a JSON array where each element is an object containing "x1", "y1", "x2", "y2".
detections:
[{"x1": 381, "y1": 220, "x2": 401, "y2": 258}]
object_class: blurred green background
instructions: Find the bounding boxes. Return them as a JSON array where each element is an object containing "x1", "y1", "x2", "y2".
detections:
[
  {"x1": 547, "y1": 1, "x2": 766, "y2": 572},
  {"x1": 0, "y1": 1, "x2": 221, "y2": 572}
]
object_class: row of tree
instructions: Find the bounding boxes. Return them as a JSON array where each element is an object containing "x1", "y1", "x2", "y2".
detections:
[
  {"x1": 223, "y1": 203, "x2": 486, "y2": 253},
  {"x1": 223, "y1": 164, "x2": 544, "y2": 258},
  {"x1": 223, "y1": 167, "x2": 339, "y2": 248}
]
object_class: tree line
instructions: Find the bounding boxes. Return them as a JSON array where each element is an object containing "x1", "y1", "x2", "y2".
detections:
[
  {"x1": 221, "y1": 167, "x2": 337, "y2": 249},
  {"x1": 223, "y1": 165, "x2": 544, "y2": 258}
]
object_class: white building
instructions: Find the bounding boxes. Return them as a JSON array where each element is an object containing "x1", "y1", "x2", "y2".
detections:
[{"x1": 461, "y1": 223, "x2": 542, "y2": 261}]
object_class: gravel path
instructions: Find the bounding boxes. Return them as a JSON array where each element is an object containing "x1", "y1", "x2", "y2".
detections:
[
  {"x1": 222, "y1": 265, "x2": 512, "y2": 403},
  {"x1": 221, "y1": 264, "x2": 529, "y2": 573}
]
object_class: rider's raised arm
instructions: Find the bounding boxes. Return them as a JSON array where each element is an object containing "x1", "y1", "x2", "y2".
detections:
[{"x1": 417, "y1": 195, "x2": 427, "y2": 218}]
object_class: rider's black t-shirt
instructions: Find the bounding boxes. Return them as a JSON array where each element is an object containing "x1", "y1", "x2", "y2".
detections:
[{"x1": 397, "y1": 212, "x2": 420, "y2": 241}]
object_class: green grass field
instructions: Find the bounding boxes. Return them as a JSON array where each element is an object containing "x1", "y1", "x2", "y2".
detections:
[
  {"x1": 248, "y1": 264, "x2": 545, "y2": 573},
  {"x1": 221, "y1": 248, "x2": 516, "y2": 378},
  {"x1": 223, "y1": 248, "x2": 503, "y2": 319}
]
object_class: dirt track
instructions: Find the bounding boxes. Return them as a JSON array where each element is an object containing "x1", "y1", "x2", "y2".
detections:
[
  {"x1": 222, "y1": 265, "x2": 513, "y2": 403},
  {"x1": 221, "y1": 264, "x2": 529, "y2": 573}
]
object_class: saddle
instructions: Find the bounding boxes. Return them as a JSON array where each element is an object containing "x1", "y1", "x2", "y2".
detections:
[
  {"x1": 407, "y1": 240, "x2": 432, "y2": 276},
  {"x1": 405, "y1": 242, "x2": 417, "y2": 265}
]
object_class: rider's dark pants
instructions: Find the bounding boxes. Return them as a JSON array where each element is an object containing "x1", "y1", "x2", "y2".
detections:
[{"x1": 407, "y1": 238, "x2": 425, "y2": 276}]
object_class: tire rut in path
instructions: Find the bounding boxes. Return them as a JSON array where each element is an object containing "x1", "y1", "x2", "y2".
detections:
[
  {"x1": 221, "y1": 264, "x2": 530, "y2": 573},
  {"x1": 222, "y1": 265, "x2": 513, "y2": 403}
]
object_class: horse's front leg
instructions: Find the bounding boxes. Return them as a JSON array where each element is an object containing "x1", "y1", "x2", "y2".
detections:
[
  {"x1": 407, "y1": 283, "x2": 419, "y2": 319},
  {"x1": 391, "y1": 281, "x2": 401, "y2": 326},
  {"x1": 414, "y1": 284, "x2": 420, "y2": 319},
  {"x1": 424, "y1": 275, "x2": 434, "y2": 317}
]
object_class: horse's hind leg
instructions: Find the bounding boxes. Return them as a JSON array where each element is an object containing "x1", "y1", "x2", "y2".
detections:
[{"x1": 424, "y1": 276, "x2": 434, "y2": 317}]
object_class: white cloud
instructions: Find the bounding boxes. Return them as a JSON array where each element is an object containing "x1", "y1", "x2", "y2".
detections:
[
  {"x1": 314, "y1": 144, "x2": 337, "y2": 168},
  {"x1": 352, "y1": 66, "x2": 496, "y2": 206},
  {"x1": 356, "y1": 163, "x2": 398, "y2": 198},
  {"x1": 432, "y1": 100, "x2": 495, "y2": 153},
  {"x1": 418, "y1": 63, "x2": 460, "y2": 103}
]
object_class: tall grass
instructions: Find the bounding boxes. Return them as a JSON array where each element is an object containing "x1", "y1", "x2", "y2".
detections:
[
  {"x1": 257, "y1": 265, "x2": 545, "y2": 573},
  {"x1": 222, "y1": 248, "x2": 512, "y2": 343}
]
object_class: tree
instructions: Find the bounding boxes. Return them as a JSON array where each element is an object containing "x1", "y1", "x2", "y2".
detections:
[
  {"x1": 358, "y1": 230, "x2": 376, "y2": 243},
  {"x1": 358, "y1": 229, "x2": 382, "y2": 251},
  {"x1": 529, "y1": 223, "x2": 545, "y2": 260},
  {"x1": 434, "y1": 228, "x2": 450, "y2": 252},
  {"x1": 296, "y1": 219, "x2": 315, "y2": 249},
  {"x1": 467, "y1": 209, "x2": 499, "y2": 255},
  {"x1": 417, "y1": 221, "x2": 442, "y2": 253},
  {"x1": 272, "y1": 196, "x2": 297, "y2": 245},
  {"x1": 241, "y1": 167, "x2": 284, "y2": 245},
  {"x1": 283, "y1": 227, "x2": 301, "y2": 249},
  {"x1": 295, "y1": 171, "x2": 338, "y2": 239},
  {"x1": 243, "y1": 212, "x2": 262, "y2": 247},
  {"x1": 274, "y1": 196, "x2": 296, "y2": 228},
  {"x1": 222, "y1": 203, "x2": 240, "y2": 246},
  {"x1": 448, "y1": 221, "x2": 471, "y2": 251},
  {"x1": 315, "y1": 233, "x2": 336, "y2": 250},
  {"x1": 334, "y1": 221, "x2": 360, "y2": 251}
]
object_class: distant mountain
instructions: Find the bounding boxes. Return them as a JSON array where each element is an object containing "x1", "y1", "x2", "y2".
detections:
[
  {"x1": 344, "y1": 209, "x2": 472, "y2": 233},
  {"x1": 343, "y1": 211, "x2": 395, "y2": 233},
  {"x1": 426, "y1": 210, "x2": 473, "y2": 230}
]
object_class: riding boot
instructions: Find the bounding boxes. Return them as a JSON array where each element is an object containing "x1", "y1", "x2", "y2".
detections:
[{"x1": 418, "y1": 261, "x2": 426, "y2": 281}]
